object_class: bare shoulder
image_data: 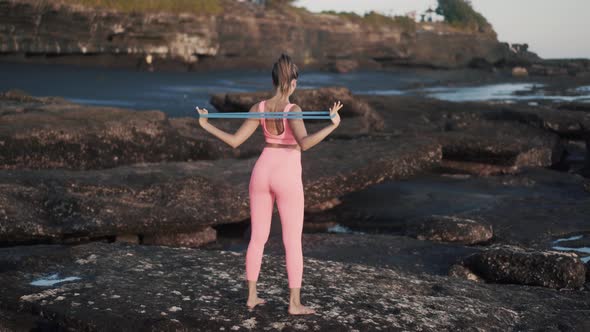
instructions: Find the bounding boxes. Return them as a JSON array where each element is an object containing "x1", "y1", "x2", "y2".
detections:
[
  {"x1": 289, "y1": 104, "x2": 302, "y2": 112},
  {"x1": 249, "y1": 101, "x2": 262, "y2": 112}
]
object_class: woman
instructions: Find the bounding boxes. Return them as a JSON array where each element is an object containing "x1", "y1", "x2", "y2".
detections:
[{"x1": 196, "y1": 53, "x2": 342, "y2": 315}]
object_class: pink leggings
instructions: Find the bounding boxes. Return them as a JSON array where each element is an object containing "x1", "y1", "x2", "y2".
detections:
[{"x1": 246, "y1": 147, "x2": 304, "y2": 288}]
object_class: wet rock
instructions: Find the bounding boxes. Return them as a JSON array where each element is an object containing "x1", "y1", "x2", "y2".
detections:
[
  {"x1": 319, "y1": 167, "x2": 590, "y2": 247},
  {"x1": 210, "y1": 87, "x2": 384, "y2": 134},
  {"x1": 528, "y1": 59, "x2": 590, "y2": 77},
  {"x1": 263, "y1": 232, "x2": 479, "y2": 276},
  {"x1": 461, "y1": 245, "x2": 587, "y2": 289},
  {"x1": 0, "y1": 136, "x2": 441, "y2": 244},
  {"x1": 406, "y1": 215, "x2": 493, "y2": 245},
  {"x1": 0, "y1": 91, "x2": 251, "y2": 170},
  {"x1": 1, "y1": 241, "x2": 589, "y2": 331},
  {"x1": 142, "y1": 226, "x2": 217, "y2": 248},
  {"x1": 362, "y1": 95, "x2": 564, "y2": 175}
]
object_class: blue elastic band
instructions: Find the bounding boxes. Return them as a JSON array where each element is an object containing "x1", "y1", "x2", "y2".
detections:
[{"x1": 198, "y1": 111, "x2": 336, "y2": 119}]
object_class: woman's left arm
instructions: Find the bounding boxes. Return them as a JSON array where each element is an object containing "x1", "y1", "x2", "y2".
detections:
[{"x1": 196, "y1": 103, "x2": 260, "y2": 149}]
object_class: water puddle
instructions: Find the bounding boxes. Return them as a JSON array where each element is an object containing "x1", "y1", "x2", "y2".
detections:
[
  {"x1": 30, "y1": 273, "x2": 82, "y2": 286},
  {"x1": 551, "y1": 234, "x2": 590, "y2": 263},
  {"x1": 326, "y1": 224, "x2": 365, "y2": 235}
]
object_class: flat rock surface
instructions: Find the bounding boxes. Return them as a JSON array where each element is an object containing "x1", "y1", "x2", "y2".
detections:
[
  {"x1": 0, "y1": 90, "x2": 252, "y2": 170},
  {"x1": 0, "y1": 136, "x2": 441, "y2": 243},
  {"x1": 317, "y1": 167, "x2": 590, "y2": 248},
  {"x1": 262, "y1": 232, "x2": 480, "y2": 276},
  {"x1": 1, "y1": 241, "x2": 589, "y2": 331}
]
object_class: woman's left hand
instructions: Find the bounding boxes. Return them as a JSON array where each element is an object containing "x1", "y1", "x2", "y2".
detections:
[{"x1": 196, "y1": 107, "x2": 209, "y2": 127}]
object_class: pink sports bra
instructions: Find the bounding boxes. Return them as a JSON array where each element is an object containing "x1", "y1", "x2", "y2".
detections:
[{"x1": 258, "y1": 100, "x2": 298, "y2": 145}]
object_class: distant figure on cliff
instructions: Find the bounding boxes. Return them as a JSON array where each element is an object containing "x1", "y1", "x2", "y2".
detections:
[{"x1": 196, "y1": 53, "x2": 343, "y2": 315}]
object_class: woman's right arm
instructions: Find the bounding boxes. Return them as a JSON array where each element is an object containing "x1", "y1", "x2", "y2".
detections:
[
  {"x1": 196, "y1": 104, "x2": 260, "y2": 149},
  {"x1": 289, "y1": 101, "x2": 343, "y2": 151}
]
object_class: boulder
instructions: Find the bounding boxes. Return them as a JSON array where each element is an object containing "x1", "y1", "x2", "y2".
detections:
[
  {"x1": 461, "y1": 245, "x2": 587, "y2": 289},
  {"x1": 511, "y1": 66, "x2": 528, "y2": 77},
  {"x1": 324, "y1": 59, "x2": 360, "y2": 73},
  {"x1": 406, "y1": 215, "x2": 493, "y2": 245},
  {"x1": 448, "y1": 264, "x2": 481, "y2": 282}
]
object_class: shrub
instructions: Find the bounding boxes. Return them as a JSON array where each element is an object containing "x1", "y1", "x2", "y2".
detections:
[
  {"x1": 435, "y1": 0, "x2": 490, "y2": 31},
  {"x1": 56, "y1": 0, "x2": 223, "y2": 15},
  {"x1": 321, "y1": 10, "x2": 416, "y2": 31}
]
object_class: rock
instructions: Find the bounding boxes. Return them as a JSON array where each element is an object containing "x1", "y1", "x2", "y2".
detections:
[
  {"x1": 0, "y1": 91, "x2": 255, "y2": 170},
  {"x1": 142, "y1": 226, "x2": 217, "y2": 248},
  {"x1": 316, "y1": 167, "x2": 590, "y2": 247},
  {"x1": 482, "y1": 105, "x2": 590, "y2": 140},
  {"x1": 462, "y1": 245, "x2": 587, "y2": 289},
  {"x1": 262, "y1": 232, "x2": 480, "y2": 276},
  {"x1": 527, "y1": 59, "x2": 590, "y2": 77},
  {"x1": 556, "y1": 102, "x2": 590, "y2": 113},
  {"x1": 210, "y1": 87, "x2": 384, "y2": 134},
  {"x1": 0, "y1": 0, "x2": 527, "y2": 71},
  {"x1": 0, "y1": 136, "x2": 441, "y2": 244},
  {"x1": 362, "y1": 95, "x2": 565, "y2": 175},
  {"x1": 325, "y1": 59, "x2": 359, "y2": 73},
  {"x1": 448, "y1": 264, "x2": 481, "y2": 282},
  {"x1": 511, "y1": 66, "x2": 528, "y2": 77},
  {"x1": 0, "y1": 167, "x2": 243, "y2": 244},
  {"x1": 586, "y1": 261, "x2": 590, "y2": 283},
  {"x1": 439, "y1": 121, "x2": 562, "y2": 175},
  {"x1": 115, "y1": 234, "x2": 139, "y2": 244},
  {"x1": 1, "y1": 241, "x2": 590, "y2": 330},
  {"x1": 406, "y1": 215, "x2": 493, "y2": 245},
  {"x1": 582, "y1": 124, "x2": 590, "y2": 177}
]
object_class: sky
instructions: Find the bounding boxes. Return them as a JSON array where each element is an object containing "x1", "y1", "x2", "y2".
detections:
[{"x1": 294, "y1": 0, "x2": 590, "y2": 59}]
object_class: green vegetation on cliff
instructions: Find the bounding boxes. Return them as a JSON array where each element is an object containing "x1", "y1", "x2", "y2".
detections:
[
  {"x1": 57, "y1": 0, "x2": 223, "y2": 14},
  {"x1": 436, "y1": 0, "x2": 491, "y2": 32},
  {"x1": 321, "y1": 10, "x2": 416, "y2": 31}
]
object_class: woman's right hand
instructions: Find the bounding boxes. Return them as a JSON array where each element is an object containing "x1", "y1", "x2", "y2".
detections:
[
  {"x1": 195, "y1": 106, "x2": 209, "y2": 127},
  {"x1": 329, "y1": 101, "x2": 343, "y2": 126}
]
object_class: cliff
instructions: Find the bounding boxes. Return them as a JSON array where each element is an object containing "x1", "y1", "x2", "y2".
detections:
[{"x1": 0, "y1": 0, "x2": 535, "y2": 71}]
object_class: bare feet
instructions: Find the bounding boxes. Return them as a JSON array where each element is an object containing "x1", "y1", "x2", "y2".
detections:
[
  {"x1": 288, "y1": 303, "x2": 316, "y2": 315},
  {"x1": 246, "y1": 296, "x2": 267, "y2": 309}
]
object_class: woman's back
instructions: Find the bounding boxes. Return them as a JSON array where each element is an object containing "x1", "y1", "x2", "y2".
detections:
[{"x1": 258, "y1": 99, "x2": 298, "y2": 145}]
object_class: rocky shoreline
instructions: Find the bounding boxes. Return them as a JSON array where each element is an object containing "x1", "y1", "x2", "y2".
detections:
[{"x1": 1, "y1": 83, "x2": 590, "y2": 330}]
